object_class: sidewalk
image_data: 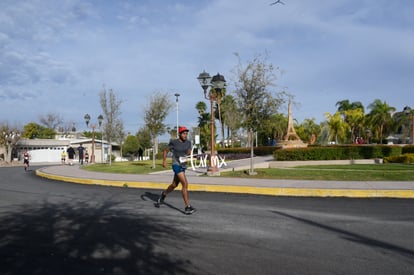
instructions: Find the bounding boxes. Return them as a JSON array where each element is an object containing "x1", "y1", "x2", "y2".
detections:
[{"x1": 35, "y1": 158, "x2": 414, "y2": 198}]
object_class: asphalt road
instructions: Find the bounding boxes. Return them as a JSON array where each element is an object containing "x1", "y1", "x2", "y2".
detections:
[{"x1": 1, "y1": 166, "x2": 414, "y2": 275}]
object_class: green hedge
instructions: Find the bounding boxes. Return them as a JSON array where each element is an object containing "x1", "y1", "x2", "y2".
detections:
[
  {"x1": 384, "y1": 153, "x2": 414, "y2": 164},
  {"x1": 217, "y1": 145, "x2": 410, "y2": 161},
  {"x1": 217, "y1": 146, "x2": 278, "y2": 160},
  {"x1": 402, "y1": 145, "x2": 414, "y2": 154},
  {"x1": 273, "y1": 145, "x2": 403, "y2": 161}
]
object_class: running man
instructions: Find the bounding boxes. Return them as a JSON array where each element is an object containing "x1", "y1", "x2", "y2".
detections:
[
  {"x1": 158, "y1": 126, "x2": 196, "y2": 215},
  {"x1": 22, "y1": 150, "x2": 30, "y2": 171}
]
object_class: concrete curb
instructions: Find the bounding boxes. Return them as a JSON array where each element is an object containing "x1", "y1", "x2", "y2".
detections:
[{"x1": 35, "y1": 169, "x2": 414, "y2": 199}]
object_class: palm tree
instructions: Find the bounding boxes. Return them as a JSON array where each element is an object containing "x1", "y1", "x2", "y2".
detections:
[
  {"x1": 263, "y1": 113, "x2": 288, "y2": 142},
  {"x1": 336, "y1": 100, "x2": 366, "y2": 143},
  {"x1": 386, "y1": 106, "x2": 414, "y2": 144},
  {"x1": 195, "y1": 101, "x2": 207, "y2": 115},
  {"x1": 367, "y1": 99, "x2": 396, "y2": 144},
  {"x1": 344, "y1": 108, "x2": 364, "y2": 143},
  {"x1": 198, "y1": 113, "x2": 211, "y2": 151},
  {"x1": 211, "y1": 87, "x2": 226, "y2": 147},
  {"x1": 220, "y1": 95, "x2": 241, "y2": 147},
  {"x1": 324, "y1": 112, "x2": 348, "y2": 144},
  {"x1": 336, "y1": 100, "x2": 364, "y2": 113},
  {"x1": 195, "y1": 101, "x2": 210, "y2": 151},
  {"x1": 336, "y1": 100, "x2": 352, "y2": 112},
  {"x1": 300, "y1": 118, "x2": 321, "y2": 144}
]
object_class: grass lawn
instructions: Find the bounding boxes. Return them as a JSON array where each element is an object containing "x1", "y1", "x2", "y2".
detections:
[
  {"x1": 83, "y1": 161, "x2": 414, "y2": 181},
  {"x1": 220, "y1": 164, "x2": 414, "y2": 181},
  {"x1": 82, "y1": 160, "x2": 169, "y2": 174}
]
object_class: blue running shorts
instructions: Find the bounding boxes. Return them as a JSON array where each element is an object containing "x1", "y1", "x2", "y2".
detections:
[{"x1": 172, "y1": 164, "x2": 186, "y2": 175}]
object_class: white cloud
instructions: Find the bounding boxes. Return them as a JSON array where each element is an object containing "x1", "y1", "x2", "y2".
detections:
[{"x1": 0, "y1": 0, "x2": 413, "y2": 137}]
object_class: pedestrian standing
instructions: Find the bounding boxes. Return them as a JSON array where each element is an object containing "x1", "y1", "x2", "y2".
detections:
[
  {"x1": 158, "y1": 126, "x2": 196, "y2": 214},
  {"x1": 67, "y1": 145, "x2": 76, "y2": 165},
  {"x1": 138, "y1": 147, "x2": 143, "y2": 161},
  {"x1": 77, "y1": 144, "x2": 85, "y2": 165},
  {"x1": 61, "y1": 150, "x2": 67, "y2": 165},
  {"x1": 84, "y1": 150, "x2": 89, "y2": 164}
]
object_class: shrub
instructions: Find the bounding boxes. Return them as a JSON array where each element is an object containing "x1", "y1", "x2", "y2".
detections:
[
  {"x1": 402, "y1": 145, "x2": 414, "y2": 154},
  {"x1": 383, "y1": 153, "x2": 414, "y2": 164},
  {"x1": 273, "y1": 145, "x2": 402, "y2": 161},
  {"x1": 214, "y1": 145, "x2": 405, "y2": 161},
  {"x1": 217, "y1": 146, "x2": 277, "y2": 158}
]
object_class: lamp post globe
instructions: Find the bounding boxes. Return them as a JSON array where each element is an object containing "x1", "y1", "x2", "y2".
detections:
[
  {"x1": 211, "y1": 73, "x2": 226, "y2": 90},
  {"x1": 98, "y1": 114, "x2": 103, "y2": 127},
  {"x1": 197, "y1": 71, "x2": 212, "y2": 98},
  {"x1": 84, "y1": 114, "x2": 91, "y2": 127}
]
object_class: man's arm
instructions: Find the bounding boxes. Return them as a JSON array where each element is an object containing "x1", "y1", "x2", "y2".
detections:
[{"x1": 187, "y1": 142, "x2": 192, "y2": 156}]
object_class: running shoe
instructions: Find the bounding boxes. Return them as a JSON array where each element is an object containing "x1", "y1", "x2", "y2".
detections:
[
  {"x1": 185, "y1": 205, "x2": 196, "y2": 215},
  {"x1": 157, "y1": 192, "x2": 166, "y2": 205}
]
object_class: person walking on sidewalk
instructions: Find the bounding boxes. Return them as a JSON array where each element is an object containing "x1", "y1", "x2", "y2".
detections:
[{"x1": 158, "y1": 126, "x2": 196, "y2": 215}]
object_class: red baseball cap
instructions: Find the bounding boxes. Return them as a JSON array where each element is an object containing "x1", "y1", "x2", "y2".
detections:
[{"x1": 178, "y1": 126, "x2": 189, "y2": 134}]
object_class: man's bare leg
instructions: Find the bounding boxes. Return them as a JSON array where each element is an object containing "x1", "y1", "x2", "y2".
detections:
[
  {"x1": 158, "y1": 175, "x2": 179, "y2": 204},
  {"x1": 175, "y1": 172, "x2": 190, "y2": 207}
]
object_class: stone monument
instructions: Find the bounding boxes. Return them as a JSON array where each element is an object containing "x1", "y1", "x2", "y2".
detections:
[{"x1": 279, "y1": 101, "x2": 307, "y2": 148}]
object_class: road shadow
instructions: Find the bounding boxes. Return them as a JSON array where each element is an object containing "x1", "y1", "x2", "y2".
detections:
[
  {"x1": 141, "y1": 192, "x2": 186, "y2": 214},
  {"x1": 271, "y1": 210, "x2": 414, "y2": 259},
  {"x1": 0, "y1": 200, "x2": 194, "y2": 275}
]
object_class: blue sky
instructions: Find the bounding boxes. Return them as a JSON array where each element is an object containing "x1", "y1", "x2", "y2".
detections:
[{"x1": 1, "y1": 0, "x2": 413, "y2": 140}]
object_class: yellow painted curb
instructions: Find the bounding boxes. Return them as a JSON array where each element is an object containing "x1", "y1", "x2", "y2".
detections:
[
  {"x1": 36, "y1": 169, "x2": 170, "y2": 190},
  {"x1": 187, "y1": 184, "x2": 414, "y2": 198},
  {"x1": 36, "y1": 170, "x2": 414, "y2": 198}
]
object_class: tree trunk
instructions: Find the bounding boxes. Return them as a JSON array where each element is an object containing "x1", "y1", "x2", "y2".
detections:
[
  {"x1": 249, "y1": 129, "x2": 256, "y2": 175},
  {"x1": 152, "y1": 137, "x2": 156, "y2": 169},
  {"x1": 109, "y1": 140, "x2": 112, "y2": 166},
  {"x1": 221, "y1": 120, "x2": 225, "y2": 148},
  {"x1": 380, "y1": 124, "x2": 384, "y2": 144},
  {"x1": 5, "y1": 144, "x2": 12, "y2": 163},
  {"x1": 217, "y1": 102, "x2": 225, "y2": 148}
]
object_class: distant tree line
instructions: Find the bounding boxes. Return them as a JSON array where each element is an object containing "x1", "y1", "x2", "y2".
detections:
[{"x1": 2, "y1": 52, "x2": 413, "y2": 164}]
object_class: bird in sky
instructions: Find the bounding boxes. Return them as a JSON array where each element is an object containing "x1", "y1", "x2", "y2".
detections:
[{"x1": 270, "y1": 0, "x2": 285, "y2": 5}]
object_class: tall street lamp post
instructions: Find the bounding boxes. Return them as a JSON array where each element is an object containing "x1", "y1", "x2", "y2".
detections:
[
  {"x1": 197, "y1": 71, "x2": 226, "y2": 176},
  {"x1": 97, "y1": 114, "x2": 104, "y2": 162},
  {"x1": 84, "y1": 114, "x2": 103, "y2": 163},
  {"x1": 174, "y1": 93, "x2": 180, "y2": 138},
  {"x1": 99, "y1": 115, "x2": 104, "y2": 163}
]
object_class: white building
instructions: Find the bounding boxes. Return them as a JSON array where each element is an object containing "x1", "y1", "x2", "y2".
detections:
[
  {"x1": 16, "y1": 139, "x2": 69, "y2": 163},
  {"x1": 13, "y1": 138, "x2": 120, "y2": 163}
]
